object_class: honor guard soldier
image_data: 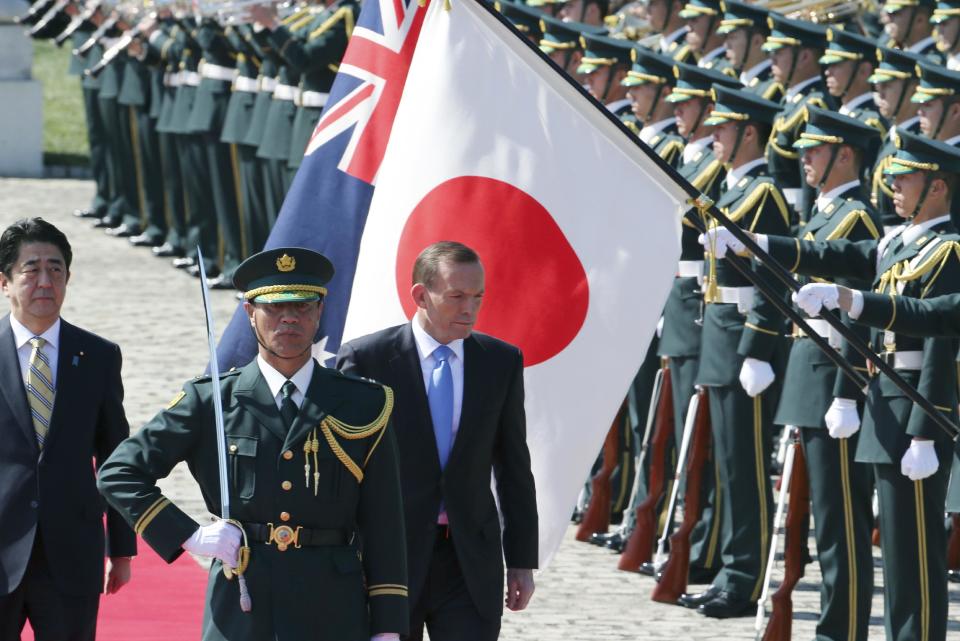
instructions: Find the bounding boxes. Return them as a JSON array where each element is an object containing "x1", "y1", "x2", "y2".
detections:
[
  {"x1": 763, "y1": 13, "x2": 831, "y2": 225},
  {"x1": 679, "y1": 0, "x2": 732, "y2": 75},
  {"x1": 774, "y1": 107, "x2": 884, "y2": 641},
  {"x1": 707, "y1": 131, "x2": 960, "y2": 641},
  {"x1": 621, "y1": 47, "x2": 686, "y2": 166},
  {"x1": 868, "y1": 47, "x2": 924, "y2": 231},
  {"x1": 881, "y1": 0, "x2": 946, "y2": 63},
  {"x1": 646, "y1": 0, "x2": 695, "y2": 63},
  {"x1": 679, "y1": 86, "x2": 791, "y2": 619},
  {"x1": 578, "y1": 33, "x2": 636, "y2": 118},
  {"x1": 913, "y1": 61, "x2": 960, "y2": 144},
  {"x1": 97, "y1": 247, "x2": 409, "y2": 641},
  {"x1": 556, "y1": 0, "x2": 608, "y2": 27},
  {"x1": 495, "y1": 0, "x2": 545, "y2": 43},
  {"x1": 932, "y1": 0, "x2": 960, "y2": 69},
  {"x1": 635, "y1": 63, "x2": 741, "y2": 580},
  {"x1": 820, "y1": 28, "x2": 888, "y2": 135},
  {"x1": 538, "y1": 15, "x2": 604, "y2": 76},
  {"x1": 716, "y1": 1, "x2": 782, "y2": 102}
]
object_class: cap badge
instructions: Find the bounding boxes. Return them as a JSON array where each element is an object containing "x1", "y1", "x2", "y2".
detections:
[{"x1": 276, "y1": 254, "x2": 296, "y2": 272}]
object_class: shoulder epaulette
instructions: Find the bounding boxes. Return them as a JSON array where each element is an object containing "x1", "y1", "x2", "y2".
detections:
[
  {"x1": 726, "y1": 180, "x2": 790, "y2": 230},
  {"x1": 690, "y1": 158, "x2": 722, "y2": 192},
  {"x1": 308, "y1": 5, "x2": 355, "y2": 40},
  {"x1": 825, "y1": 207, "x2": 880, "y2": 241},
  {"x1": 762, "y1": 81, "x2": 784, "y2": 102}
]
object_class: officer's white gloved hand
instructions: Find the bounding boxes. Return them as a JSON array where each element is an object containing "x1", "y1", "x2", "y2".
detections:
[
  {"x1": 656, "y1": 316, "x2": 664, "y2": 338},
  {"x1": 792, "y1": 283, "x2": 840, "y2": 317},
  {"x1": 698, "y1": 227, "x2": 745, "y2": 259},
  {"x1": 370, "y1": 635, "x2": 400, "y2": 641},
  {"x1": 739, "y1": 358, "x2": 775, "y2": 397},
  {"x1": 824, "y1": 397, "x2": 860, "y2": 439},
  {"x1": 182, "y1": 520, "x2": 241, "y2": 566},
  {"x1": 900, "y1": 439, "x2": 939, "y2": 481}
]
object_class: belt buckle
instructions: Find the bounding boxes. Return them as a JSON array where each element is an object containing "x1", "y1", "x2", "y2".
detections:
[{"x1": 267, "y1": 523, "x2": 302, "y2": 551}]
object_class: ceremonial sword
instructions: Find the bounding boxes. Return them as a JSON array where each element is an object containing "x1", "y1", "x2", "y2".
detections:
[{"x1": 197, "y1": 248, "x2": 252, "y2": 613}]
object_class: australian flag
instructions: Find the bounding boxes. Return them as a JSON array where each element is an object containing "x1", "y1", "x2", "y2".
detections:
[{"x1": 216, "y1": 0, "x2": 429, "y2": 369}]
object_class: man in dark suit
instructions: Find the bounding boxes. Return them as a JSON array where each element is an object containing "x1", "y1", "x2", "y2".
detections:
[
  {"x1": 336, "y1": 241, "x2": 539, "y2": 641},
  {"x1": 0, "y1": 218, "x2": 136, "y2": 641}
]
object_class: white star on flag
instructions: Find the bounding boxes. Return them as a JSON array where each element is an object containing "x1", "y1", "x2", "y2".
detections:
[{"x1": 312, "y1": 336, "x2": 336, "y2": 367}]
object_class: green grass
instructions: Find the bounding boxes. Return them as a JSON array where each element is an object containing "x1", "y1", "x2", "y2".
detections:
[{"x1": 33, "y1": 39, "x2": 90, "y2": 165}]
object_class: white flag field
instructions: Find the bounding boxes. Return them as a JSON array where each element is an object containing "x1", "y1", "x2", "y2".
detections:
[{"x1": 341, "y1": 0, "x2": 690, "y2": 566}]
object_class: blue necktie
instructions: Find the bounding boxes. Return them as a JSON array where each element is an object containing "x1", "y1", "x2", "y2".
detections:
[{"x1": 428, "y1": 345, "x2": 454, "y2": 469}]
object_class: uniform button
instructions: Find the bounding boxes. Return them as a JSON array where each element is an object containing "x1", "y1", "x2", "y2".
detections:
[
  {"x1": 229, "y1": 444, "x2": 238, "y2": 453},
  {"x1": 282, "y1": 450, "x2": 293, "y2": 460},
  {"x1": 281, "y1": 481, "x2": 292, "y2": 491},
  {"x1": 30, "y1": 500, "x2": 38, "y2": 508},
  {"x1": 280, "y1": 511, "x2": 291, "y2": 522}
]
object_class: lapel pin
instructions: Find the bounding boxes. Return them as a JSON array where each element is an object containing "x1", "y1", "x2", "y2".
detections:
[{"x1": 72, "y1": 351, "x2": 84, "y2": 366}]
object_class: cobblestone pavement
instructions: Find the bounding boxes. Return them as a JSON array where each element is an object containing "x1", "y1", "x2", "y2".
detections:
[{"x1": 2, "y1": 178, "x2": 959, "y2": 640}]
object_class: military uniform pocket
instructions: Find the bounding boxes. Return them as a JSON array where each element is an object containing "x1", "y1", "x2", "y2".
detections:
[{"x1": 228, "y1": 436, "x2": 258, "y2": 500}]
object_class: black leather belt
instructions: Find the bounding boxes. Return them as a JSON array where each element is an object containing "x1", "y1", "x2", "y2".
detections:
[{"x1": 241, "y1": 522, "x2": 350, "y2": 551}]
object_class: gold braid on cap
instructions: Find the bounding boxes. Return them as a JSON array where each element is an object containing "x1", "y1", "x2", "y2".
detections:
[{"x1": 244, "y1": 284, "x2": 329, "y2": 300}]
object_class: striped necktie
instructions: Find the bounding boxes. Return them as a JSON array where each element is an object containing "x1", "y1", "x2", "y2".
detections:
[{"x1": 27, "y1": 337, "x2": 55, "y2": 451}]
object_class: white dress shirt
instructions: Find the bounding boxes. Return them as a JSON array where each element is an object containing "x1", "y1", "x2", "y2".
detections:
[
  {"x1": 683, "y1": 135, "x2": 713, "y2": 165},
  {"x1": 740, "y1": 59, "x2": 771, "y2": 86},
  {"x1": 698, "y1": 46, "x2": 726, "y2": 68},
  {"x1": 606, "y1": 98, "x2": 632, "y2": 115},
  {"x1": 257, "y1": 355, "x2": 314, "y2": 410},
  {"x1": 639, "y1": 117, "x2": 676, "y2": 145},
  {"x1": 659, "y1": 26, "x2": 688, "y2": 54},
  {"x1": 411, "y1": 317, "x2": 464, "y2": 439},
  {"x1": 784, "y1": 76, "x2": 820, "y2": 102},
  {"x1": 10, "y1": 315, "x2": 60, "y2": 387},
  {"x1": 907, "y1": 36, "x2": 937, "y2": 54},
  {"x1": 839, "y1": 92, "x2": 874, "y2": 116},
  {"x1": 815, "y1": 180, "x2": 862, "y2": 213},
  {"x1": 725, "y1": 157, "x2": 767, "y2": 191}
]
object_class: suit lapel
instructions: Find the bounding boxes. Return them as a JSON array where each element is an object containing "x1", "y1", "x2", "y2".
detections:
[
  {"x1": 283, "y1": 366, "x2": 348, "y2": 453},
  {"x1": 390, "y1": 325, "x2": 440, "y2": 468},
  {"x1": 233, "y1": 362, "x2": 288, "y2": 443},
  {"x1": 42, "y1": 321, "x2": 81, "y2": 456},
  {"x1": 448, "y1": 335, "x2": 485, "y2": 466},
  {"x1": 0, "y1": 315, "x2": 34, "y2": 451}
]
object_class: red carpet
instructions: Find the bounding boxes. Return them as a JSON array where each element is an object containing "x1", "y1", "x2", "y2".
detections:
[{"x1": 23, "y1": 539, "x2": 206, "y2": 640}]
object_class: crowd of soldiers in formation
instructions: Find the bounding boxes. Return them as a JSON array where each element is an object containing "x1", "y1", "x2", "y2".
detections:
[{"x1": 18, "y1": 0, "x2": 960, "y2": 637}]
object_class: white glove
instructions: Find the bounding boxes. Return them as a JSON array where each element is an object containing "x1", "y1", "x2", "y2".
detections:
[
  {"x1": 739, "y1": 358, "x2": 775, "y2": 397},
  {"x1": 182, "y1": 520, "x2": 241, "y2": 566},
  {"x1": 900, "y1": 439, "x2": 939, "y2": 481},
  {"x1": 370, "y1": 635, "x2": 400, "y2": 641},
  {"x1": 656, "y1": 316, "x2": 664, "y2": 338},
  {"x1": 824, "y1": 397, "x2": 860, "y2": 439},
  {"x1": 698, "y1": 227, "x2": 745, "y2": 259},
  {"x1": 792, "y1": 283, "x2": 840, "y2": 317}
]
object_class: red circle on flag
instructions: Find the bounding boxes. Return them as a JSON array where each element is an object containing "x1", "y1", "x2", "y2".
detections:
[{"x1": 395, "y1": 176, "x2": 589, "y2": 367}]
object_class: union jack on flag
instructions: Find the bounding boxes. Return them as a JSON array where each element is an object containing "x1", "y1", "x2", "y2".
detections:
[{"x1": 215, "y1": 0, "x2": 431, "y2": 370}]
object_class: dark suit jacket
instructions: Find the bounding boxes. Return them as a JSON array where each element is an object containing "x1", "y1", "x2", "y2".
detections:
[
  {"x1": 0, "y1": 315, "x2": 136, "y2": 596},
  {"x1": 337, "y1": 324, "x2": 538, "y2": 619}
]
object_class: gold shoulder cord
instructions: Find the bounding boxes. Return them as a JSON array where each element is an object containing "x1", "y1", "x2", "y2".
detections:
[
  {"x1": 319, "y1": 386, "x2": 395, "y2": 483},
  {"x1": 877, "y1": 240, "x2": 960, "y2": 298}
]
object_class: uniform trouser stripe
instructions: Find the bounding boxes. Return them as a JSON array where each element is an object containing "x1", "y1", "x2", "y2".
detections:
[
  {"x1": 839, "y1": 439, "x2": 857, "y2": 641},
  {"x1": 914, "y1": 480, "x2": 929, "y2": 641},
  {"x1": 704, "y1": 455, "x2": 722, "y2": 569},
  {"x1": 750, "y1": 395, "x2": 769, "y2": 602}
]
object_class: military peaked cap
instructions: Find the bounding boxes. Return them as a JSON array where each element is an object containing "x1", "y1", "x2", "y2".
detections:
[
  {"x1": 621, "y1": 46, "x2": 676, "y2": 86},
  {"x1": 577, "y1": 32, "x2": 634, "y2": 73},
  {"x1": 666, "y1": 61, "x2": 741, "y2": 102},
  {"x1": 819, "y1": 28, "x2": 878, "y2": 66},
  {"x1": 704, "y1": 85, "x2": 781, "y2": 125},
  {"x1": 716, "y1": 0, "x2": 770, "y2": 35},
  {"x1": 868, "y1": 46, "x2": 924, "y2": 83},
  {"x1": 793, "y1": 106, "x2": 883, "y2": 149},
  {"x1": 884, "y1": 129, "x2": 960, "y2": 175},
  {"x1": 762, "y1": 13, "x2": 827, "y2": 52},
  {"x1": 234, "y1": 247, "x2": 335, "y2": 303},
  {"x1": 912, "y1": 60, "x2": 960, "y2": 103}
]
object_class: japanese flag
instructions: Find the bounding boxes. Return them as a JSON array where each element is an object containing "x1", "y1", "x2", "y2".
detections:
[{"x1": 342, "y1": 0, "x2": 689, "y2": 565}]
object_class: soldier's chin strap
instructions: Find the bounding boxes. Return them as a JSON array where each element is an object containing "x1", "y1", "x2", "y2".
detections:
[
  {"x1": 931, "y1": 97, "x2": 956, "y2": 139},
  {"x1": 817, "y1": 144, "x2": 841, "y2": 189},
  {"x1": 691, "y1": 97, "x2": 709, "y2": 136},
  {"x1": 601, "y1": 66, "x2": 618, "y2": 103},
  {"x1": 728, "y1": 121, "x2": 748, "y2": 165},
  {"x1": 646, "y1": 83, "x2": 666, "y2": 121},
  {"x1": 898, "y1": 6, "x2": 919, "y2": 50},
  {"x1": 784, "y1": 45, "x2": 800, "y2": 91},
  {"x1": 893, "y1": 79, "x2": 911, "y2": 122},
  {"x1": 910, "y1": 171, "x2": 936, "y2": 220},
  {"x1": 837, "y1": 60, "x2": 862, "y2": 102}
]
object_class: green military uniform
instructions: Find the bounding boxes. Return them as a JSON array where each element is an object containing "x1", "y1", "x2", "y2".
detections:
[
  {"x1": 762, "y1": 15, "x2": 831, "y2": 224},
  {"x1": 715, "y1": 1, "x2": 782, "y2": 102},
  {"x1": 495, "y1": 0, "x2": 545, "y2": 43},
  {"x1": 774, "y1": 108, "x2": 883, "y2": 641},
  {"x1": 678, "y1": 0, "x2": 733, "y2": 76},
  {"x1": 691, "y1": 88, "x2": 791, "y2": 613},
  {"x1": 652, "y1": 64, "x2": 740, "y2": 576},
  {"x1": 96, "y1": 43, "x2": 140, "y2": 230},
  {"x1": 883, "y1": 0, "x2": 947, "y2": 64},
  {"x1": 620, "y1": 47, "x2": 686, "y2": 167},
  {"x1": 74, "y1": 16, "x2": 113, "y2": 219},
  {"x1": 97, "y1": 247, "x2": 408, "y2": 641},
  {"x1": 578, "y1": 32, "x2": 634, "y2": 120},
  {"x1": 268, "y1": 0, "x2": 358, "y2": 181},
  {"x1": 911, "y1": 61, "x2": 960, "y2": 229},
  {"x1": 763, "y1": 132, "x2": 960, "y2": 641},
  {"x1": 867, "y1": 47, "x2": 924, "y2": 230}
]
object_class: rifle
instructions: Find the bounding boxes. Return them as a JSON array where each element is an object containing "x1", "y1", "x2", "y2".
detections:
[
  {"x1": 948, "y1": 514, "x2": 960, "y2": 571},
  {"x1": 55, "y1": 3, "x2": 100, "y2": 46},
  {"x1": 651, "y1": 387, "x2": 711, "y2": 603},
  {"x1": 28, "y1": 0, "x2": 71, "y2": 37},
  {"x1": 757, "y1": 429, "x2": 810, "y2": 640},
  {"x1": 618, "y1": 362, "x2": 673, "y2": 571},
  {"x1": 576, "y1": 400, "x2": 628, "y2": 541},
  {"x1": 73, "y1": 13, "x2": 118, "y2": 56},
  {"x1": 15, "y1": 0, "x2": 55, "y2": 25},
  {"x1": 85, "y1": 22, "x2": 146, "y2": 77}
]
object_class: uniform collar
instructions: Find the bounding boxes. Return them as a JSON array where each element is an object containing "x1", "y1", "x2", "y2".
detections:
[
  {"x1": 257, "y1": 354, "x2": 315, "y2": 399},
  {"x1": 740, "y1": 59, "x2": 771, "y2": 85},
  {"x1": 901, "y1": 214, "x2": 951, "y2": 246},
  {"x1": 891, "y1": 115, "x2": 920, "y2": 140},
  {"x1": 785, "y1": 75, "x2": 820, "y2": 101},
  {"x1": 639, "y1": 117, "x2": 675, "y2": 144},
  {"x1": 410, "y1": 317, "x2": 465, "y2": 363},
  {"x1": 944, "y1": 133, "x2": 960, "y2": 146},
  {"x1": 725, "y1": 157, "x2": 766, "y2": 190},
  {"x1": 683, "y1": 135, "x2": 713, "y2": 164},
  {"x1": 605, "y1": 98, "x2": 632, "y2": 114},
  {"x1": 816, "y1": 180, "x2": 861, "y2": 212},
  {"x1": 698, "y1": 46, "x2": 726, "y2": 66},
  {"x1": 9, "y1": 315, "x2": 60, "y2": 352},
  {"x1": 660, "y1": 26, "x2": 688, "y2": 52},
  {"x1": 907, "y1": 36, "x2": 936, "y2": 54},
  {"x1": 839, "y1": 92, "x2": 873, "y2": 116}
]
